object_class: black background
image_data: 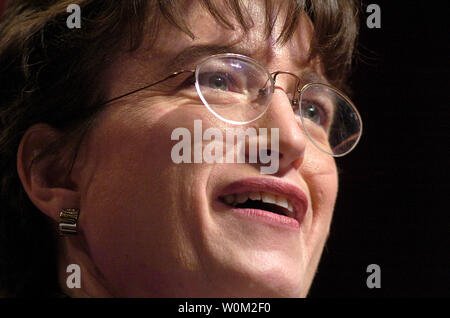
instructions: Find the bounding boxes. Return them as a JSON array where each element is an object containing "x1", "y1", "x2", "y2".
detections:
[{"x1": 309, "y1": 1, "x2": 449, "y2": 297}]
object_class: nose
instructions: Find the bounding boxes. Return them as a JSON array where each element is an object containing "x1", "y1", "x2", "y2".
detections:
[{"x1": 255, "y1": 80, "x2": 308, "y2": 175}]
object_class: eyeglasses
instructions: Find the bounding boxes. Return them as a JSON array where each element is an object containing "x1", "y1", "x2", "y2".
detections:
[{"x1": 102, "y1": 53, "x2": 363, "y2": 157}]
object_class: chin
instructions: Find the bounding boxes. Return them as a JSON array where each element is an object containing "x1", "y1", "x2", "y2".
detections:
[{"x1": 214, "y1": 259, "x2": 307, "y2": 298}]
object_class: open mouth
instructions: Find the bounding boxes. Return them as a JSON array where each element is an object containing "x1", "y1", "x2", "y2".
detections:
[
  {"x1": 216, "y1": 177, "x2": 309, "y2": 228},
  {"x1": 220, "y1": 191, "x2": 296, "y2": 219}
]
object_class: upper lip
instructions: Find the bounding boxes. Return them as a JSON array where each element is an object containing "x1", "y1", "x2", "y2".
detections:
[{"x1": 217, "y1": 177, "x2": 308, "y2": 224}]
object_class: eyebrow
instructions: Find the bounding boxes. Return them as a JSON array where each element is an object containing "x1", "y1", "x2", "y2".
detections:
[{"x1": 162, "y1": 44, "x2": 254, "y2": 73}]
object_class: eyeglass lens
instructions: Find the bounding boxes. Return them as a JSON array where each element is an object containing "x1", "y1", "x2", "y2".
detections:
[{"x1": 195, "y1": 55, "x2": 273, "y2": 124}]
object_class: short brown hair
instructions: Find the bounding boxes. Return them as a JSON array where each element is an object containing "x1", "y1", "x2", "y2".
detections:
[{"x1": 0, "y1": 0, "x2": 360, "y2": 297}]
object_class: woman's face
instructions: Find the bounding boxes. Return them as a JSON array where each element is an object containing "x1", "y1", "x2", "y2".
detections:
[{"x1": 69, "y1": 1, "x2": 338, "y2": 297}]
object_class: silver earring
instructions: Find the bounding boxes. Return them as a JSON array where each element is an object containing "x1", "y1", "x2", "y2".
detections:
[{"x1": 58, "y1": 208, "x2": 80, "y2": 235}]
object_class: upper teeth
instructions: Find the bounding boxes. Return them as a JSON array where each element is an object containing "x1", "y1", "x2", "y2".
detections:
[{"x1": 223, "y1": 192, "x2": 294, "y2": 214}]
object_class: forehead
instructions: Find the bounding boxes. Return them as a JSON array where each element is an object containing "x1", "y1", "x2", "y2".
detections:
[{"x1": 137, "y1": 1, "x2": 314, "y2": 72}]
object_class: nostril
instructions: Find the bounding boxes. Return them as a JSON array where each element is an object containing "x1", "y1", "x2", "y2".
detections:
[{"x1": 263, "y1": 149, "x2": 283, "y2": 160}]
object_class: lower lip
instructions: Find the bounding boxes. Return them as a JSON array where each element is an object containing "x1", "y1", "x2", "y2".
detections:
[{"x1": 227, "y1": 206, "x2": 301, "y2": 230}]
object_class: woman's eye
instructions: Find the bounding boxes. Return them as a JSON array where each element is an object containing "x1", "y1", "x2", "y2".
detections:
[
  {"x1": 301, "y1": 101, "x2": 327, "y2": 126},
  {"x1": 208, "y1": 74, "x2": 228, "y2": 91},
  {"x1": 198, "y1": 72, "x2": 239, "y2": 92}
]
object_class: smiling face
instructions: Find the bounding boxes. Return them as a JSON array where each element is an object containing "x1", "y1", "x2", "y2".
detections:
[{"x1": 63, "y1": 1, "x2": 339, "y2": 297}]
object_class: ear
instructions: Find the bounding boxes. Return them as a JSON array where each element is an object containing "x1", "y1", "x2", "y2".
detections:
[{"x1": 17, "y1": 123, "x2": 80, "y2": 222}]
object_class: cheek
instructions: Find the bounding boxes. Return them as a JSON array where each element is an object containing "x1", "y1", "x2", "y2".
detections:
[
  {"x1": 75, "y1": 108, "x2": 181, "y2": 264},
  {"x1": 75, "y1": 100, "x2": 221, "y2": 286}
]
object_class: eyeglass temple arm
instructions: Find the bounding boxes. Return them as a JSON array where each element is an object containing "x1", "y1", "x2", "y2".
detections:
[{"x1": 99, "y1": 70, "x2": 194, "y2": 106}]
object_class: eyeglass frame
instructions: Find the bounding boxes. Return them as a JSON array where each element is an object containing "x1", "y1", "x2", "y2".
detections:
[{"x1": 99, "y1": 53, "x2": 363, "y2": 157}]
